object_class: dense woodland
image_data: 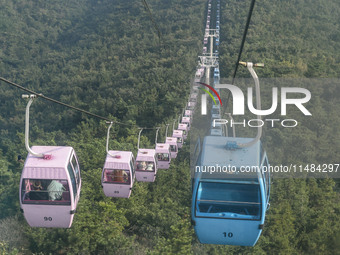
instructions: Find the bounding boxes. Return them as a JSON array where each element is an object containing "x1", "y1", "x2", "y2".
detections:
[{"x1": 0, "y1": 0, "x2": 339, "y2": 254}]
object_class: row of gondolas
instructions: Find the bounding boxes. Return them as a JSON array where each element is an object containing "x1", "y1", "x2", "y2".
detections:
[{"x1": 19, "y1": 89, "x2": 199, "y2": 228}]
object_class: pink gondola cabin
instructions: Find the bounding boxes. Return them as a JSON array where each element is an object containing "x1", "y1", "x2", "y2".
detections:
[
  {"x1": 165, "y1": 137, "x2": 178, "y2": 159},
  {"x1": 102, "y1": 151, "x2": 135, "y2": 198},
  {"x1": 172, "y1": 130, "x2": 184, "y2": 148},
  {"x1": 178, "y1": 123, "x2": 189, "y2": 140},
  {"x1": 135, "y1": 149, "x2": 157, "y2": 182},
  {"x1": 181, "y1": 117, "x2": 191, "y2": 130},
  {"x1": 20, "y1": 146, "x2": 81, "y2": 228},
  {"x1": 155, "y1": 143, "x2": 171, "y2": 169}
]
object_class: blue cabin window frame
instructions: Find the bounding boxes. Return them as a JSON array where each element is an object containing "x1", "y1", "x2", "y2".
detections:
[
  {"x1": 262, "y1": 156, "x2": 270, "y2": 202},
  {"x1": 194, "y1": 181, "x2": 262, "y2": 221}
]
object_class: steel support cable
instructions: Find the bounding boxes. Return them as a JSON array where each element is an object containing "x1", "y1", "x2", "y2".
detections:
[
  {"x1": 0, "y1": 76, "x2": 159, "y2": 129},
  {"x1": 225, "y1": 0, "x2": 257, "y2": 107},
  {"x1": 141, "y1": 0, "x2": 163, "y2": 46}
]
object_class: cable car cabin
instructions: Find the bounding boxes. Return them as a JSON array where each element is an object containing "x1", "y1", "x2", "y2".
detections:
[
  {"x1": 203, "y1": 47, "x2": 207, "y2": 54},
  {"x1": 195, "y1": 71, "x2": 202, "y2": 81},
  {"x1": 211, "y1": 113, "x2": 221, "y2": 121},
  {"x1": 184, "y1": 110, "x2": 193, "y2": 119},
  {"x1": 210, "y1": 121, "x2": 225, "y2": 136},
  {"x1": 190, "y1": 93, "x2": 198, "y2": 101},
  {"x1": 20, "y1": 146, "x2": 81, "y2": 228},
  {"x1": 184, "y1": 110, "x2": 193, "y2": 125},
  {"x1": 210, "y1": 129, "x2": 223, "y2": 136},
  {"x1": 192, "y1": 136, "x2": 270, "y2": 246},
  {"x1": 214, "y1": 76, "x2": 220, "y2": 85},
  {"x1": 204, "y1": 37, "x2": 208, "y2": 44},
  {"x1": 214, "y1": 68, "x2": 220, "y2": 79},
  {"x1": 166, "y1": 137, "x2": 178, "y2": 159},
  {"x1": 192, "y1": 85, "x2": 200, "y2": 93},
  {"x1": 213, "y1": 93, "x2": 219, "y2": 103},
  {"x1": 178, "y1": 123, "x2": 189, "y2": 140},
  {"x1": 135, "y1": 149, "x2": 157, "y2": 182},
  {"x1": 199, "y1": 67, "x2": 205, "y2": 76},
  {"x1": 187, "y1": 102, "x2": 196, "y2": 111},
  {"x1": 102, "y1": 151, "x2": 135, "y2": 198},
  {"x1": 211, "y1": 105, "x2": 221, "y2": 115},
  {"x1": 172, "y1": 130, "x2": 184, "y2": 148},
  {"x1": 181, "y1": 117, "x2": 191, "y2": 130},
  {"x1": 189, "y1": 95, "x2": 198, "y2": 104},
  {"x1": 155, "y1": 143, "x2": 171, "y2": 169}
]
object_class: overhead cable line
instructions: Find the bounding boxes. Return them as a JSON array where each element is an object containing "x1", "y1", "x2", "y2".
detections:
[
  {"x1": 225, "y1": 0, "x2": 257, "y2": 109},
  {"x1": 0, "y1": 76, "x2": 159, "y2": 130},
  {"x1": 141, "y1": 0, "x2": 163, "y2": 46},
  {"x1": 231, "y1": 0, "x2": 257, "y2": 84}
]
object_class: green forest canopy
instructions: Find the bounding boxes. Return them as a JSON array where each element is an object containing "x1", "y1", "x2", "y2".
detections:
[{"x1": 0, "y1": 0, "x2": 339, "y2": 254}]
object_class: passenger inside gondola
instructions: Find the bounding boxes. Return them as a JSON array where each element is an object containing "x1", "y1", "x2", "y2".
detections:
[
  {"x1": 146, "y1": 162, "x2": 154, "y2": 171},
  {"x1": 29, "y1": 180, "x2": 49, "y2": 200},
  {"x1": 47, "y1": 180, "x2": 65, "y2": 201},
  {"x1": 157, "y1": 153, "x2": 163, "y2": 161},
  {"x1": 137, "y1": 161, "x2": 147, "y2": 170},
  {"x1": 104, "y1": 169, "x2": 129, "y2": 183},
  {"x1": 22, "y1": 179, "x2": 70, "y2": 203},
  {"x1": 114, "y1": 170, "x2": 129, "y2": 183},
  {"x1": 157, "y1": 153, "x2": 170, "y2": 161}
]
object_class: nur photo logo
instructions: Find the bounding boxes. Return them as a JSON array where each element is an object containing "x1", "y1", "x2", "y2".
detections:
[{"x1": 198, "y1": 82, "x2": 222, "y2": 115}]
